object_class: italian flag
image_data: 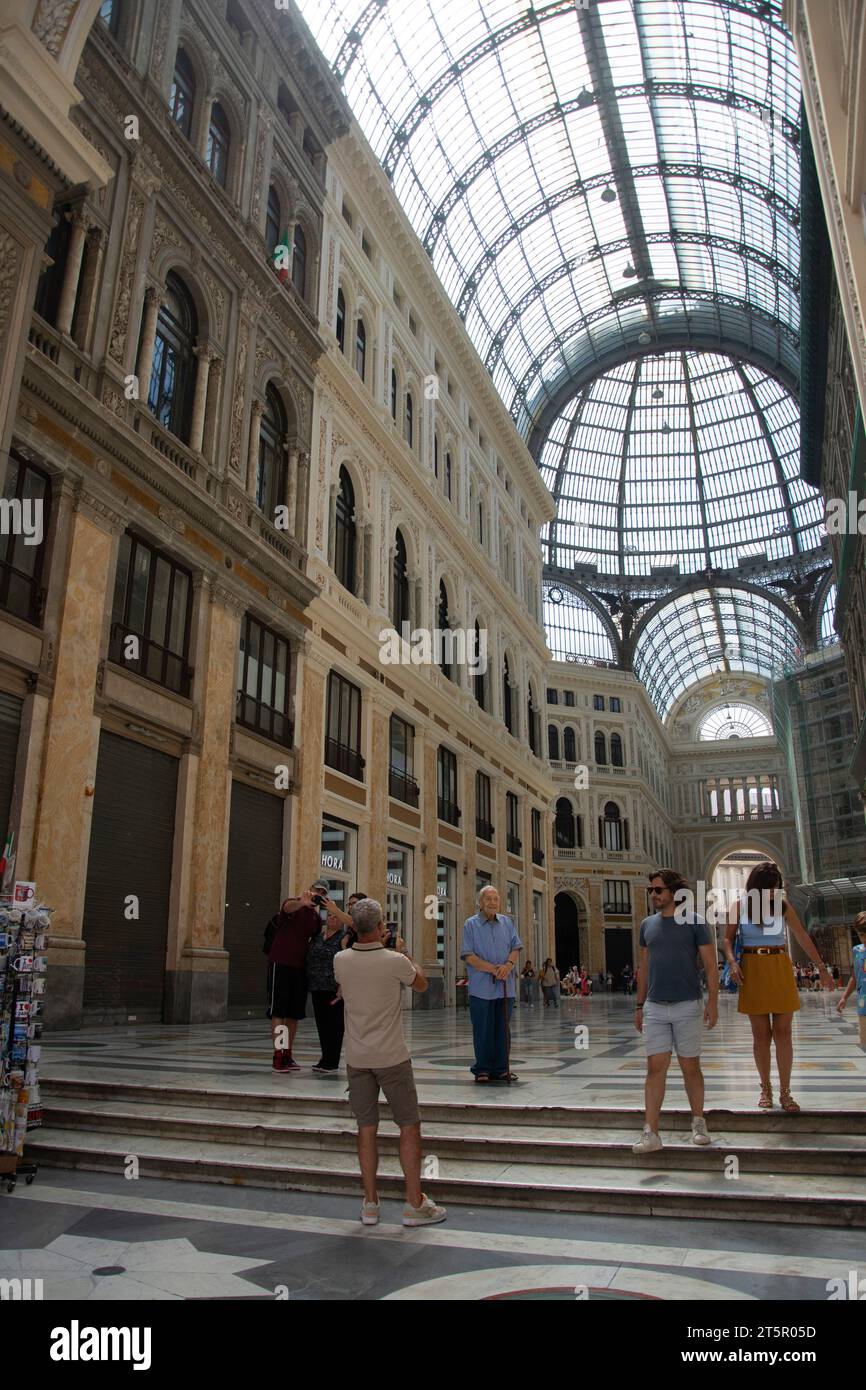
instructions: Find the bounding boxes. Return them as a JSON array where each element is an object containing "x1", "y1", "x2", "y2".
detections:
[{"x1": 273, "y1": 229, "x2": 291, "y2": 284}]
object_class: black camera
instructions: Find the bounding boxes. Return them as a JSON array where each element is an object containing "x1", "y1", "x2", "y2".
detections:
[{"x1": 312, "y1": 894, "x2": 326, "y2": 908}]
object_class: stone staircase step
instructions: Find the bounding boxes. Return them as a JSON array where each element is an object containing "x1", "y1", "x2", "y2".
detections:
[{"x1": 26, "y1": 1126, "x2": 866, "y2": 1226}]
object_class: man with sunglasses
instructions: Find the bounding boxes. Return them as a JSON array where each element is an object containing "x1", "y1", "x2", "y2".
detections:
[{"x1": 633, "y1": 869, "x2": 718, "y2": 1154}]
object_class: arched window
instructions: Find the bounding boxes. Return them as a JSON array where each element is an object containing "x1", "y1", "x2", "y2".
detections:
[
  {"x1": 594, "y1": 730, "x2": 607, "y2": 765},
  {"x1": 390, "y1": 368, "x2": 398, "y2": 421},
  {"x1": 434, "y1": 434, "x2": 440, "y2": 479},
  {"x1": 265, "y1": 187, "x2": 281, "y2": 257},
  {"x1": 503, "y1": 653, "x2": 513, "y2": 734},
  {"x1": 206, "y1": 102, "x2": 231, "y2": 187},
  {"x1": 148, "y1": 272, "x2": 198, "y2": 443},
  {"x1": 548, "y1": 724, "x2": 560, "y2": 761},
  {"x1": 336, "y1": 288, "x2": 346, "y2": 353},
  {"x1": 355, "y1": 318, "x2": 366, "y2": 380},
  {"x1": 474, "y1": 621, "x2": 487, "y2": 710},
  {"x1": 527, "y1": 688, "x2": 538, "y2": 755},
  {"x1": 334, "y1": 466, "x2": 356, "y2": 594},
  {"x1": 98, "y1": 0, "x2": 122, "y2": 37},
  {"x1": 445, "y1": 450, "x2": 453, "y2": 500},
  {"x1": 563, "y1": 727, "x2": 576, "y2": 762},
  {"x1": 611, "y1": 732, "x2": 624, "y2": 767},
  {"x1": 555, "y1": 797, "x2": 575, "y2": 849},
  {"x1": 291, "y1": 224, "x2": 306, "y2": 297},
  {"x1": 601, "y1": 801, "x2": 623, "y2": 852},
  {"x1": 170, "y1": 48, "x2": 196, "y2": 138},
  {"x1": 34, "y1": 206, "x2": 72, "y2": 327},
  {"x1": 438, "y1": 580, "x2": 453, "y2": 682},
  {"x1": 393, "y1": 529, "x2": 410, "y2": 630},
  {"x1": 257, "y1": 385, "x2": 287, "y2": 519},
  {"x1": 405, "y1": 391, "x2": 414, "y2": 447}
]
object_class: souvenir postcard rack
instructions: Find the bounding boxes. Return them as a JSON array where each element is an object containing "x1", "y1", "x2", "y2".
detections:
[{"x1": 0, "y1": 894, "x2": 51, "y2": 1192}]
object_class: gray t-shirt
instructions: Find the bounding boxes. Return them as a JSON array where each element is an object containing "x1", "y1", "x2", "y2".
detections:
[{"x1": 638, "y1": 913, "x2": 712, "y2": 1003}]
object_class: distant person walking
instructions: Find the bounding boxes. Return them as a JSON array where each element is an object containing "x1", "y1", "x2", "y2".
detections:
[
  {"x1": 724, "y1": 861, "x2": 833, "y2": 1111},
  {"x1": 460, "y1": 887, "x2": 522, "y2": 1082},
  {"x1": 520, "y1": 961, "x2": 537, "y2": 1006},
  {"x1": 333, "y1": 898, "x2": 446, "y2": 1227},
  {"x1": 837, "y1": 913, "x2": 866, "y2": 1045},
  {"x1": 540, "y1": 958, "x2": 560, "y2": 1007},
  {"x1": 633, "y1": 869, "x2": 718, "y2": 1154}
]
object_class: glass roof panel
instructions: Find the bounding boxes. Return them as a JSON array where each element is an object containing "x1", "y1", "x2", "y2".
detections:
[
  {"x1": 699, "y1": 704, "x2": 774, "y2": 740},
  {"x1": 633, "y1": 586, "x2": 803, "y2": 720},
  {"x1": 298, "y1": 0, "x2": 802, "y2": 431}
]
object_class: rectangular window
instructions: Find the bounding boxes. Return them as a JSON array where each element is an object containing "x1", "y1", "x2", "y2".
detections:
[
  {"x1": 506, "y1": 791, "x2": 521, "y2": 853},
  {"x1": 235, "y1": 613, "x2": 292, "y2": 747},
  {"x1": 0, "y1": 453, "x2": 51, "y2": 626},
  {"x1": 546, "y1": 688, "x2": 558, "y2": 704},
  {"x1": 564, "y1": 691, "x2": 575, "y2": 707},
  {"x1": 436, "y1": 858, "x2": 455, "y2": 970},
  {"x1": 506, "y1": 882, "x2": 519, "y2": 932},
  {"x1": 531, "y1": 807, "x2": 544, "y2": 866},
  {"x1": 437, "y1": 746, "x2": 459, "y2": 825},
  {"x1": 389, "y1": 715, "x2": 418, "y2": 806},
  {"x1": 320, "y1": 817, "x2": 357, "y2": 907},
  {"x1": 109, "y1": 531, "x2": 193, "y2": 696},
  {"x1": 610, "y1": 697, "x2": 621, "y2": 713},
  {"x1": 325, "y1": 671, "x2": 363, "y2": 780},
  {"x1": 604, "y1": 880, "x2": 631, "y2": 914},
  {"x1": 593, "y1": 694, "x2": 605, "y2": 711},
  {"x1": 475, "y1": 771, "x2": 493, "y2": 841}
]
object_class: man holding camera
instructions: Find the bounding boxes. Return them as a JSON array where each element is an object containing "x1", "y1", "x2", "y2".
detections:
[
  {"x1": 267, "y1": 878, "x2": 352, "y2": 1072},
  {"x1": 333, "y1": 897, "x2": 446, "y2": 1227}
]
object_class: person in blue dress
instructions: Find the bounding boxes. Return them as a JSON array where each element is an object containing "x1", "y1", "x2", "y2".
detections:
[{"x1": 836, "y1": 912, "x2": 866, "y2": 1047}]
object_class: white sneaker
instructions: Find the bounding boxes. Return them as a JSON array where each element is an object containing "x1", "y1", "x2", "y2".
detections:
[
  {"x1": 632, "y1": 1126, "x2": 663, "y2": 1155},
  {"x1": 360, "y1": 1201, "x2": 380, "y2": 1226},
  {"x1": 402, "y1": 1194, "x2": 447, "y2": 1227},
  {"x1": 691, "y1": 1116, "x2": 712, "y2": 1146}
]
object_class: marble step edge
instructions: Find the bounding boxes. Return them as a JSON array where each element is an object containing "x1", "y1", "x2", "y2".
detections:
[
  {"x1": 38, "y1": 1109, "x2": 866, "y2": 1176},
  {"x1": 26, "y1": 1139, "x2": 865, "y2": 1228},
  {"x1": 38, "y1": 1077, "x2": 866, "y2": 1133}
]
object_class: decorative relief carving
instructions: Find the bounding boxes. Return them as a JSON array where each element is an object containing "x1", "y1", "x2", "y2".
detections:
[
  {"x1": 226, "y1": 489, "x2": 244, "y2": 519},
  {"x1": 229, "y1": 318, "x2": 249, "y2": 472},
  {"x1": 158, "y1": 504, "x2": 186, "y2": 534},
  {"x1": 31, "y1": 0, "x2": 77, "y2": 56},
  {"x1": 202, "y1": 268, "x2": 226, "y2": 341},
  {"x1": 315, "y1": 422, "x2": 327, "y2": 549},
  {"x1": 109, "y1": 183, "x2": 147, "y2": 363},
  {"x1": 0, "y1": 230, "x2": 21, "y2": 349},
  {"x1": 251, "y1": 109, "x2": 272, "y2": 225},
  {"x1": 40, "y1": 637, "x2": 56, "y2": 675},
  {"x1": 101, "y1": 385, "x2": 125, "y2": 417},
  {"x1": 150, "y1": 209, "x2": 184, "y2": 265},
  {"x1": 267, "y1": 587, "x2": 287, "y2": 610},
  {"x1": 150, "y1": 0, "x2": 171, "y2": 82},
  {"x1": 95, "y1": 660, "x2": 105, "y2": 696}
]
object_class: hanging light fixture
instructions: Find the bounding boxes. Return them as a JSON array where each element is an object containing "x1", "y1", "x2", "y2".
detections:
[
  {"x1": 601, "y1": 185, "x2": 617, "y2": 203},
  {"x1": 637, "y1": 331, "x2": 651, "y2": 345},
  {"x1": 576, "y1": 87, "x2": 594, "y2": 109},
  {"x1": 623, "y1": 262, "x2": 637, "y2": 278},
  {"x1": 652, "y1": 387, "x2": 664, "y2": 399},
  {"x1": 660, "y1": 421, "x2": 672, "y2": 434}
]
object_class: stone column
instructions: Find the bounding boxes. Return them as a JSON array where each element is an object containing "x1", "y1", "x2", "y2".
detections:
[
  {"x1": 32, "y1": 488, "x2": 123, "y2": 1028},
  {"x1": 421, "y1": 736, "x2": 439, "y2": 966},
  {"x1": 136, "y1": 287, "x2": 162, "y2": 403},
  {"x1": 189, "y1": 346, "x2": 214, "y2": 454},
  {"x1": 294, "y1": 449, "x2": 310, "y2": 545},
  {"x1": 363, "y1": 524, "x2": 373, "y2": 605},
  {"x1": 326, "y1": 483, "x2": 338, "y2": 567},
  {"x1": 368, "y1": 695, "x2": 390, "y2": 914},
  {"x1": 76, "y1": 226, "x2": 107, "y2": 355},
  {"x1": 246, "y1": 397, "x2": 264, "y2": 498},
  {"x1": 202, "y1": 355, "x2": 224, "y2": 465},
  {"x1": 166, "y1": 580, "x2": 243, "y2": 1023},
  {"x1": 292, "y1": 657, "x2": 327, "y2": 888},
  {"x1": 56, "y1": 209, "x2": 88, "y2": 338},
  {"x1": 285, "y1": 445, "x2": 299, "y2": 534}
]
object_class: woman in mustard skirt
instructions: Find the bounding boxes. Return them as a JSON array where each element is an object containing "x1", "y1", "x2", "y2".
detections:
[{"x1": 724, "y1": 862, "x2": 834, "y2": 1111}]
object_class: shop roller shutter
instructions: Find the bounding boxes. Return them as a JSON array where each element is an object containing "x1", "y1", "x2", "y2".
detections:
[
  {"x1": 225, "y1": 780, "x2": 283, "y2": 1016},
  {"x1": 82, "y1": 731, "x2": 177, "y2": 1022},
  {"x1": 0, "y1": 691, "x2": 22, "y2": 844}
]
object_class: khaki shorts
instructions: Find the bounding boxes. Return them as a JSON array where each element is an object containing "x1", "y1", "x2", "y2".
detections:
[
  {"x1": 347, "y1": 1059, "x2": 420, "y2": 1129},
  {"x1": 643, "y1": 998, "x2": 704, "y2": 1057}
]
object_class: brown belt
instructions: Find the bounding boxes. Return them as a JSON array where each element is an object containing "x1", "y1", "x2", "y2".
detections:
[{"x1": 742, "y1": 947, "x2": 786, "y2": 956}]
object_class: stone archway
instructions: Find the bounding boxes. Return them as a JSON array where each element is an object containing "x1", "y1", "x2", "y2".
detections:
[{"x1": 554, "y1": 890, "x2": 588, "y2": 977}]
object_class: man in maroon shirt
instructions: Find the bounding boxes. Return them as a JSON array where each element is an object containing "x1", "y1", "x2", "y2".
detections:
[{"x1": 267, "y1": 881, "x2": 352, "y2": 1071}]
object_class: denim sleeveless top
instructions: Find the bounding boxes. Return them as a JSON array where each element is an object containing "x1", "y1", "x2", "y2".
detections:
[{"x1": 738, "y1": 904, "x2": 786, "y2": 947}]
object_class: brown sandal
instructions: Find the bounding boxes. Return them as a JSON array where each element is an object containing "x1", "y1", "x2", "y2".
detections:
[
  {"x1": 780, "y1": 1090, "x2": 801, "y2": 1113},
  {"x1": 758, "y1": 1084, "x2": 773, "y2": 1109}
]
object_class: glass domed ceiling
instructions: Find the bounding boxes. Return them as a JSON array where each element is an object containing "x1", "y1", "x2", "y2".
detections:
[
  {"x1": 541, "y1": 350, "x2": 824, "y2": 577},
  {"x1": 296, "y1": 0, "x2": 801, "y2": 437}
]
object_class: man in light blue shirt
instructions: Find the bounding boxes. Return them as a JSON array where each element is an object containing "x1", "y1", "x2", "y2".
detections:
[{"x1": 460, "y1": 886, "x2": 522, "y2": 1082}]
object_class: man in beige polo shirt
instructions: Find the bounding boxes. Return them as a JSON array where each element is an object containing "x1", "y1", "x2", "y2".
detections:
[{"x1": 334, "y1": 898, "x2": 446, "y2": 1228}]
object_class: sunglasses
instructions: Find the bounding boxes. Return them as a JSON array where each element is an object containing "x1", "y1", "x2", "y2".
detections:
[{"x1": 648, "y1": 887, "x2": 667, "y2": 895}]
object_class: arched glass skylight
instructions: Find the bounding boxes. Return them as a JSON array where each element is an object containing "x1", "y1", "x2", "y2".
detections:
[
  {"x1": 633, "y1": 586, "x2": 802, "y2": 719},
  {"x1": 699, "y1": 704, "x2": 773, "y2": 740},
  {"x1": 541, "y1": 351, "x2": 823, "y2": 577},
  {"x1": 296, "y1": 0, "x2": 801, "y2": 437},
  {"x1": 820, "y1": 582, "x2": 837, "y2": 645},
  {"x1": 544, "y1": 580, "x2": 616, "y2": 665}
]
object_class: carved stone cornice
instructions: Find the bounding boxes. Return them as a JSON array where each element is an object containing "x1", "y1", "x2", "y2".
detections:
[
  {"x1": 208, "y1": 579, "x2": 246, "y2": 619},
  {"x1": 72, "y1": 481, "x2": 126, "y2": 535}
]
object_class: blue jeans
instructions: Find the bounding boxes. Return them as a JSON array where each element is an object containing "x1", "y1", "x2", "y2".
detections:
[{"x1": 468, "y1": 994, "x2": 514, "y2": 1076}]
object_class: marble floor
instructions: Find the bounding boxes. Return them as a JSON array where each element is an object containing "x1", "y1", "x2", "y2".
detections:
[
  {"x1": 2, "y1": 994, "x2": 862, "y2": 1302},
  {"x1": 39, "y1": 990, "x2": 866, "y2": 1110}
]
